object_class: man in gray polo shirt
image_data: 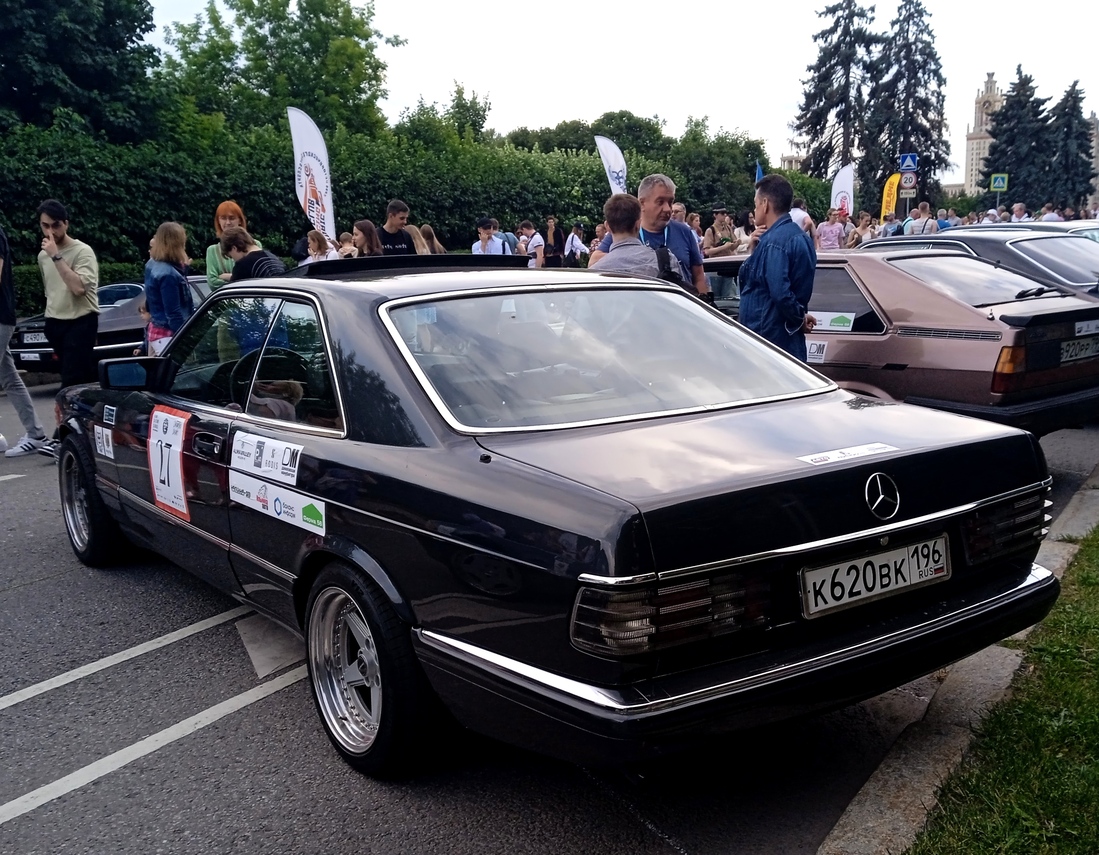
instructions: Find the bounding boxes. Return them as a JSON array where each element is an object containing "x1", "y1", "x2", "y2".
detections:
[{"x1": 589, "y1": 194, "x2": 660, "y2": 278}]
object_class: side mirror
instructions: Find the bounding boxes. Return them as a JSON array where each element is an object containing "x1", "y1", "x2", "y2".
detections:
[{"x1": 99, "y1": 357, "x2": 167, "y2": 391}]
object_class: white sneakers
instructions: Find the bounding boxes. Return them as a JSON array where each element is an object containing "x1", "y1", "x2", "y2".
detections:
[{"x1": 4, "y1": 434, "x2": 48, "y2": 458}]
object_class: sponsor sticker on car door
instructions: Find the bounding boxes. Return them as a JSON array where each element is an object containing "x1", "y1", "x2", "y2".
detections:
[
  {"x1": 228, "y1": 470, "x2": 325, "y2": 535},
  {"x1": 230, "y1": 431, "x2": 304, "y2": 486},
  {"x1": 148, "y1": 405, "x2": 191, "y2": 521}
]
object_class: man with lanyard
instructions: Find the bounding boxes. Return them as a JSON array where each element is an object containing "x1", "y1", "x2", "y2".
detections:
[
  {"x1": 589, "y1": 174, "x2": 711, "y2": 302},
  {"x1": 739, "y1": 174, "x2": 817, "y2": 362}
]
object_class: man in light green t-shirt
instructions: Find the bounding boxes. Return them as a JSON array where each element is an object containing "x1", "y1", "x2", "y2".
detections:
[{"x1": 37, "y1": 199, "x2": 99, "y2": 390}]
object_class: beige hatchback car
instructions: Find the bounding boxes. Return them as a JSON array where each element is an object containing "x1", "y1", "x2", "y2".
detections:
[{"x1": 706, "y1": 250, "x2": 1099, "y2": 435}]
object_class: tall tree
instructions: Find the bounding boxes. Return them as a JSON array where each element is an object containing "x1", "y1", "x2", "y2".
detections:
[
  {"x1": 590, "y1": 111, "x2": 673, "y2": 159},
  {"x1": 980, "y1": 67, "x2": 1052, "y2": 210},
  {"x1": 446, "y1": 84, "x2": 491, "y2": 142},
  {"x1": 162, "y1": 0, "x2": 402, "y2": 135},
  {"x1": 858, "y1": 0, "x2": 951, "y2": 212},
  {"x1": 1046, "y1": 82, "x2": 1097, "y2": 210},
  {"x1": 0, "y1": 0, "x2": 159, "y2": 140},
  {"x1": 792, "y1": 1, "x2": 880, "y2": 180}
]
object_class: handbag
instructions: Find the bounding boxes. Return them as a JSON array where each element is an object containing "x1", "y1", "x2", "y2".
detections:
[{"x1": 564, "y1": 249, "x2": 579, "y2": 268}]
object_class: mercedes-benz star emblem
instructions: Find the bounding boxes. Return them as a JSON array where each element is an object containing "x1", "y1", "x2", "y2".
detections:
[{"x1": 865, "y1": 473, "x2": 900, "y2": 521}]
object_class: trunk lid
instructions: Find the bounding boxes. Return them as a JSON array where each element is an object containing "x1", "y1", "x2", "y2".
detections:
[{"x1": 476, "y1": 390, "x2": 1044, "y2": 572}]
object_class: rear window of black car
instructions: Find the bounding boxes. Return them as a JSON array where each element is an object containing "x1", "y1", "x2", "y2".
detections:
[
  {"x1": 386, "y1": 288, "x2": 831, "y2": 430},
  {"x1": 1009, "y1": 236, "x2": 1099, "y2": 286},
  {"x1": 888, "y1": 256, "x2": 1069, "y2": 306}
]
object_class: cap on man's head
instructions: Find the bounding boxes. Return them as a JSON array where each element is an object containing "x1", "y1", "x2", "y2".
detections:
[
  {"x1": 987, "y1": 209, "x2": 999, "y2": 217},
  {"x1": 573, "y1": 221, "x2": 584, "y2": 229},
  {"x1": 711, "y1": 203, "x2": 727, "y2": 213},
  {"x1": 475, "y1": 216, "x2": 493, "y2": 230}
]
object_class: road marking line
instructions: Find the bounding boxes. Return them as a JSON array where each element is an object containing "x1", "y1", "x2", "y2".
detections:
[
  {"x1": 0, "y1": 475, "x2": 26, "y2": 483},
  {"x1": 0, "y1": 606, "x2": 253, "y2": 712},
  {"x1": 0, "y1": 666, "x2": 307, "y2": 826}
]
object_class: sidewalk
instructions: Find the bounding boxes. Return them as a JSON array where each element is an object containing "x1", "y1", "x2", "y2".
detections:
[{"x1": 817, "y1": 461, "x2": 1099, "y2": 855}]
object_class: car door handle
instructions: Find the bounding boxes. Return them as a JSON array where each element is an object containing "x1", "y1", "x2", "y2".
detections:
[{"x1": 193, "y1": 433, "x2": 223, "y2": 459}]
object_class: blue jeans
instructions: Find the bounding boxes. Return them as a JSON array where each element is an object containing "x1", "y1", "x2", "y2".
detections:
[{"x1": 0, "y1": 322, "x2": 46, "y2": 438}]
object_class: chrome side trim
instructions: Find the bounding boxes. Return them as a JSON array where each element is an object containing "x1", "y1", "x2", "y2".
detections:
[
  {"x1": 94, "y1": 341, "x2": 142, "y2": 352},
  {"x1": 420, "y1": 564, "x2": 1055, "y2": 717},
  {"x1": 577, "y1": 477, "x2": 1052, "y2": 586},
  {"x1": 118, "y1": 486, "x2": 231, "y2": 550},
  {"x1": 229, "y1": 544, "x2": 297, "y2": 583}
]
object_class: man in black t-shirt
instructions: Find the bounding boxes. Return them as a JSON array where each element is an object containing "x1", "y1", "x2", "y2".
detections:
[
  {"x1": 220, "y1": 227, "x2": 287, "y2": 280},
  {"x1": 377, "y1": 200, "x2": 417, "y2": 255}
]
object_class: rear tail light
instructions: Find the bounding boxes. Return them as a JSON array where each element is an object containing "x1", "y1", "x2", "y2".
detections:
[
  {"x1": 991, "y1": 345, "x2": 1027, "y2": 394},
  {"x1": 961, "y1": 488, "x2": 1049, "y2": 564},
  {"x1": 571, "y1": 573, "x2": 770, "y2": 656}
]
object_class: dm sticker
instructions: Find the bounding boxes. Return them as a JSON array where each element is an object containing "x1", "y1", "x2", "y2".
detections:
[
  {"x1": 103, "y1": 405, "x2": 117, "y2": 426},
  {"x1": 807, "y1": 340, "x2": 828, "y2": 363},
  {"x1": 797, "y1": 442, "x2": 898, "y2": 466}
]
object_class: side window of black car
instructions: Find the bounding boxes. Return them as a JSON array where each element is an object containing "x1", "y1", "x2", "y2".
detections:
[
  {"x1": 167, "y1": 297, "x2": 283, "y2": 408},
  {"x1": 244, "y1": 301, "x2": 341, "y2": 430},
  {"x1": 808, "y1": 268, "x2": 887, "y2": 334}
]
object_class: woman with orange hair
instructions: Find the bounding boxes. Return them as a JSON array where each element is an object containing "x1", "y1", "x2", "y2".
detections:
[{"x1": 205, "y1": 201, "x2": 260, "y2": 290}]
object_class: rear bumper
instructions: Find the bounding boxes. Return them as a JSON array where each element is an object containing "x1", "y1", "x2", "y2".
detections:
[
  {"x1": 906, "y1": 384, "x2": 1099, "y2": 435},
  {"x1": 416, "y1": 563, "x2": 1058, "y2": 764}
]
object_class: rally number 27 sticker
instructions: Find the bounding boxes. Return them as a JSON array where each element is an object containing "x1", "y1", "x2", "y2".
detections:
[{"x1": 148, "y1": 405, "x2": 191, "y2": 521}]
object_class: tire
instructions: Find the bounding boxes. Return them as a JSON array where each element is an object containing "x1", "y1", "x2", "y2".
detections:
[
  {"x1": 58, "y1": 434, "x2": 123, "y2": 567},
  {"x1": 305, "y1": 561, "x2": 435, "y2": 777}
]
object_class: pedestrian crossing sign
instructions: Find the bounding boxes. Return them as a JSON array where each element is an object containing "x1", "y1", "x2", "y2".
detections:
[
  {"x1": 990, "y1": 174, "x2": 1008, "y2": 192},
  {"x1": 899, "y1": 153, "x2": 918, "y2": 172}
]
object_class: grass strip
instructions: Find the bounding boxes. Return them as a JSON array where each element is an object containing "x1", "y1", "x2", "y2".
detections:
[{"x1": 908, "y1": 538, "x2": 1099, "y2": 854}]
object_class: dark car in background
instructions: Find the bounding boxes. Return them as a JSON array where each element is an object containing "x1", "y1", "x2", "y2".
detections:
[
  {"x1": 983, "y1": 220, "x2": 1099, "y2": 243},
  {"x1": 705, "y1": 251, "x2": 1099, "y2": 435},
  {"x1": 54, "y1": 258, "x2": 1058, "y2": 777},
  {"x1": 859, "y1": 228, "x2": 1099, "y2": 294},
  {"x1": 11, "y1": 276, "x2": 209, "y2": 371}
]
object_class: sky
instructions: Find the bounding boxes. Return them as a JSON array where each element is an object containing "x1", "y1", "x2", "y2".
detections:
[{"x1": 147, "y1": 0, "x2": 1097, "y2": 186}]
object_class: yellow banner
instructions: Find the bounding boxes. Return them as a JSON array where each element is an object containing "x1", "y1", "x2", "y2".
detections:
[{"x1": 881, "y1": 173, "x2": 901, "y2": 221}]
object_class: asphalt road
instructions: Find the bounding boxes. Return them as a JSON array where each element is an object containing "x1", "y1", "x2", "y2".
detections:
[{"x1": 1, "y1": 383, "x2": 1095, "y2": 855}]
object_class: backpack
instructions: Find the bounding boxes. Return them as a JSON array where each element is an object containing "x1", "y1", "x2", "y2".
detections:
[{"x1": 655, "y1": 246, "x2": 695, "y2": 293}]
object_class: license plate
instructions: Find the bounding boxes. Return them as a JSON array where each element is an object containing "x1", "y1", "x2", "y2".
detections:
[
  {"x1": 21, "y1": 352, "x2": 41, "y2": 361},
  {"x1": 801, "y1": 535, "x2": 949, "y2": 618},
  {"x1": 22, "y1": 332, "x2": 47, "y2": 344},
  {"x1": 1061, "y1": 335, "x2": 1099, "y2": 364}
]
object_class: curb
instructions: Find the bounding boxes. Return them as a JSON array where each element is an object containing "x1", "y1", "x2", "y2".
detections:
[{"x1": 816, "y1": 463, "x2": 1099, "y2": 855}]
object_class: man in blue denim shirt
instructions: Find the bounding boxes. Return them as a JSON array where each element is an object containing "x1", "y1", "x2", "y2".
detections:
[{"x1": 738, "y1": 174, "x2": 817, "y2": 361}]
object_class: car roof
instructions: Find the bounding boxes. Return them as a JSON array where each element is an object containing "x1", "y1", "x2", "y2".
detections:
[
  {"x1": 218, "y1": 261, "x2": 672, "y2": 303},
  {"x1": 860, "y1": 229, "x2": 1099, "y2": 250},
  {"x1": 977, "y1": 220, "x2": 1099, "y2": 233}
]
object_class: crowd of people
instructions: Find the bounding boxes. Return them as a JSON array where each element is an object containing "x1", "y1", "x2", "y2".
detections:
[{"x1": 8, "y1": 179, "x2": 1097, "y2": 458}]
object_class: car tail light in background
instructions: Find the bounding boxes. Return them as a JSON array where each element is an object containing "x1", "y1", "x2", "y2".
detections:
[
  {"x1": 991, "y1": 345, "x2": 1027, "y2": 394},
  {"x1": 571, "y1": 572, "x2": 770, "y2": 656}
]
